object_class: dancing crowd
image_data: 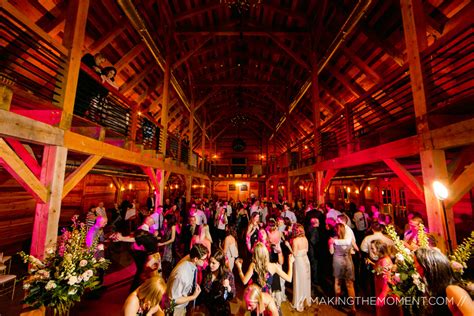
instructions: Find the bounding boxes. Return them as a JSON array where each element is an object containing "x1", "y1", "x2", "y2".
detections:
[{"x1": 85, "y1": 196, "x2": 473, "y2": 316}]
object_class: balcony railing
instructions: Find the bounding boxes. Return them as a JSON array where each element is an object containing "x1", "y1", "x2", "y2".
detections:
[{"x1": 1, "y1": 6, "x2": 66, "y2": 107}]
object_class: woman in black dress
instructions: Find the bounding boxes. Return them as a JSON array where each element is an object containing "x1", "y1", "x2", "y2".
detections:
[{"x1": 201, "y1": 249, "x2": 236, "y2": 315}]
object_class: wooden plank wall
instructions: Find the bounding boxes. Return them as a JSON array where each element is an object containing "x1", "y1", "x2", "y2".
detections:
[
  {"x1": 0, "y1": 176, "x2": 35, "y2": 253},
  {"x1": 0, "y1": 171, "x2": 152, "y2": 252}
]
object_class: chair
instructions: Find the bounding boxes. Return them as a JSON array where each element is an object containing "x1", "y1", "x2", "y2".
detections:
[
  {"x1": 0, "y1": 274, "x2": 17, "y2": 300},
  {"x1": 0, "y1": 253, "x2": 12, "y2": 274}
]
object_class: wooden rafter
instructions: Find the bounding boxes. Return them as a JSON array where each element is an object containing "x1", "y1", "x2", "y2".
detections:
[
  {"x1": 446, "y1": 163, "x2": 474, "y2": 209},
  {"x1": 0, "y1": 138, "x2": 48, "y2": 203},
  {"x1": 114, "y1": 42, "x2": 146, "y2": 72},
  {"x1": 88, "y1": 18, "x2": 127, "y2": 53},
  {"x1": 62, "y1": 155, "x2": 102, "y2": 198},
  {"x1": 172, "y1": 34, "x2": 214, "y2": 70},
  {"x1": 267, "y1": 34, "x2": 310, "y2": 70},
  {"x1": 4, "y1": 138, "x2": 41, "y2": 177},
  {"x1": 384, "y1": 158, "x2": 425, "y2": 202}
]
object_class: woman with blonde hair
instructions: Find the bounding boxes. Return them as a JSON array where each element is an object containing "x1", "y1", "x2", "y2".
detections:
[
  {"x1": 243, "y1": 284, "x2": 279, "y2": 316},
  {"x1": 123, "y1": 276, "x2": 166, "y2": 316},
  {"x1": 190, "y1": 223, "x2": 212, "y2": 257},
  {"x1": 291, "y1": 224, "x2": 312, "y2": 312},
  {"x1": 329, "y1": 223, "x2": 356, "y2": 314},
  {"x1": 236, "y1": 242, "x2": 294, "y2": 298}
]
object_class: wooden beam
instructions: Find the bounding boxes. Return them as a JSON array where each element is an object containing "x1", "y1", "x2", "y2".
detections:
[
  {"x1": 424, "y1": 118, "x2": 474, "y2": 150},
  {"x1": 448, "y1": 145, "x2": 474, "y2": 180},
  {"x1": 0, "y1": 138, "x2": 48, "y2": 203},
  {"x1": 195, "y1": 90, "x2": 219, "y2": 112},
  {"x1": 0, "y1": 110, "x2": 64, "y2": 146},
  {"x1": 446, "y1": 163, "x2": 474, "y2": 209},
  {"x1": 267, "y1": 34, "x2": 310, "y2": 70},
  {"x1": 174, "y1": 3, "x2": 222, "y2": 22},
  {"x1": 141, "y1": 166, "x2": 161, "y2": 191},
  {"x1": 384, "y1": 158, "x2": 425, "y2": 202},
  {"x1": 114, "y1": 43, "x2": 145, "y2": 72},
  {"x1": 119, "y1": 66, "x2": 156, "y2": 94},
  {"x1": 62, "y1": 155, "x2": 102, "y2": 198},
  {"x1": 63, "y1": 131, "x2": 208, "y2": 180},
  {"x1": 316, "y1": 135, "x2": 419, "y2": 171},
  {"x1": 211, "y1": 125, "x2": 230, "y2": 143},
  {"x1": 59, "y1": 0, "x2": 90, "y2": 130},
  {"x1": 322, "y1": 169, "x2": 339, "y2": 192},
  {"x1": 194, "y1": 81, "x2": 284, "y2": 87},
  {"x1": 341, "y1": 45, "x2": 382, "y2": 83},
  {"x1": 172, "y1": 34, "x2": 213, "y2": 70},
  {"x1": 88, "y1": 18, "x2": 127, "y2": 53},
  {"x1": 4, "y1": 138, "x2": 41, "y2": 177}
]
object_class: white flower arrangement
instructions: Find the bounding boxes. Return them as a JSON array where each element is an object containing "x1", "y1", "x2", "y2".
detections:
[{"x1": 19, "y1": 216, "x2": 110, "y2": 315}]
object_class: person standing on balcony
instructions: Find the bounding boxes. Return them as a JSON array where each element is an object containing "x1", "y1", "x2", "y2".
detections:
[{"x1": 81, "y1": 53, "x2": 106, "y2": 74}]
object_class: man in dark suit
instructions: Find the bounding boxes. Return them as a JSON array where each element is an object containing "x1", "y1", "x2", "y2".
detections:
[{"x1": 180, "y1": 215, "x2": 199, "y2": 255}]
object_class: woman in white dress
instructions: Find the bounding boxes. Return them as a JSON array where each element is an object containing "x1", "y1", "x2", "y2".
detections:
[
  {"x1": 223, "y1": 224, "x2": 239, "y2": 271},
  {"x1": 291, "y1": 224, "x2": 312, "y2": 312}
]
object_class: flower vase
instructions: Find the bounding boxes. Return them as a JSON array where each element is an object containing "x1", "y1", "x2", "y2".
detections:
[{"x1": 39, "y1": 306, "x2": 70, "y2": 316}]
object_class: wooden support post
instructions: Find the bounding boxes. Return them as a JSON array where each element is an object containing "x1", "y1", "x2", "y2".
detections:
[
  {"x1": 31, "y1": 146, "x2": 68, "y2": 259},
  {"x1": 59, "y1": 0, "x2": 90, "y2": 130},
  {"x1": 112, "y1": 177, "x2": 123, "y2": 204},
  {"x1": 316, "y1": 170, "x2": 324, "y2": 205},
  {"x1": 384, "y1": 158, "x2": 425, "y2": 202},
  {"x1": 159, "y1": 53, "x2": 171, "y2": 155},
  {"x1": 311, "y1": 53, "x2": 321, "y2": 160},
  {"x1": 287, "y1": 176, "x2": 292, "y2": 204},
  {"x1": 401, "y1": 0, "x2": 455, "y2": 252},
  {"x1": 62, "y1": 155, "x2": 102, "y2": 198},
  {"x1": 185, "y1": 175, "x2": 192, "y2": 206},
  {"x1": 273, "y1": 179, "x2": 279, "y2": 202},
  {"x1": 156, "y1": 169, "x2": 164, "y2": 207},
  {"x1": 420, "y1": 150, "x2": 455, "y2": 252},
  {"x1": 0, "y1": 85, "x2": 13, "y2": 111},
  {"x1": 129, "y1": 103, "x2": 139, "y2": 151},
  {"x1": 188, "y1": 103, "x2": 195, "y2": 165},
  {"x1": 345, "y1": 105, "x2": 354, "y2": 153}
]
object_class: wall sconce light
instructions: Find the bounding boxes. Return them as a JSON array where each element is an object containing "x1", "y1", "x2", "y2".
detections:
[
  {"x1": 120, "y1": 186, "x2": 125, "y2": 191},
  {"x1": 355, "y1": 189, "x2": 359, "y2": 194},
  {"x1": 175, "y1": 184, "x2": 179, "y2": 189},
  {"x1": 299, "y1": 185, "x2": 304, "y2": 190},
  {"x1": 128, "y1": 183, "x2": 133, "y2": 190},
  {"x1": 347, "y1": 187, "x2": 351, "y2": 193},
  {"x1": 201, "y1": 184, "x2": 206, "y2": 188},
  {"x1": 270, "y1": 185, "x2": 274, "y2": 189},
  {"x1": 109, "y1": 183, "x2": 113, "y2": 188},
  {"x1": 367, "y1": 186, "x2": 371, "y2": 191}
]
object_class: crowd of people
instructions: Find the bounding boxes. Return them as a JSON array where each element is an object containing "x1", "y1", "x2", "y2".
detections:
[{"x1": 84, "y1": 196, "x2": 473, "y2": 316}]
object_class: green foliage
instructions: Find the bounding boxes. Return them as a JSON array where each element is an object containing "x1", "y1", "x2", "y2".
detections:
[
  {"x1": 18, "y1": 216, "x2": 110, "y2": 315},
  {"x1": 386, "y1": 225, "x2": 426, "y2": 315}
]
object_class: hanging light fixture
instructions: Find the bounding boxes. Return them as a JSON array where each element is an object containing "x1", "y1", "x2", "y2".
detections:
[{"x1": 220, "y1": 0, "x2": 262, "y2": 12}]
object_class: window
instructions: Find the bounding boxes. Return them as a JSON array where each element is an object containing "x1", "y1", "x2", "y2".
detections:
[
  {"x1": 382, "y1": 188, "x2": 392, "y2": 204},
  {"x1": 229, "y1": 184, "x2": 236, "y2": 191},
  {"x1": 240, "y1": 184, "x2": 248, "y2": 191},
  {"x1": 399, "y1": 189, "x2": 407, "y2": 207}
]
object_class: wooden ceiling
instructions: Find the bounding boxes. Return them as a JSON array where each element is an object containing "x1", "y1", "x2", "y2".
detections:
[{"x1": 9, "y1": 0, "x2": 472, "y2": 155}]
